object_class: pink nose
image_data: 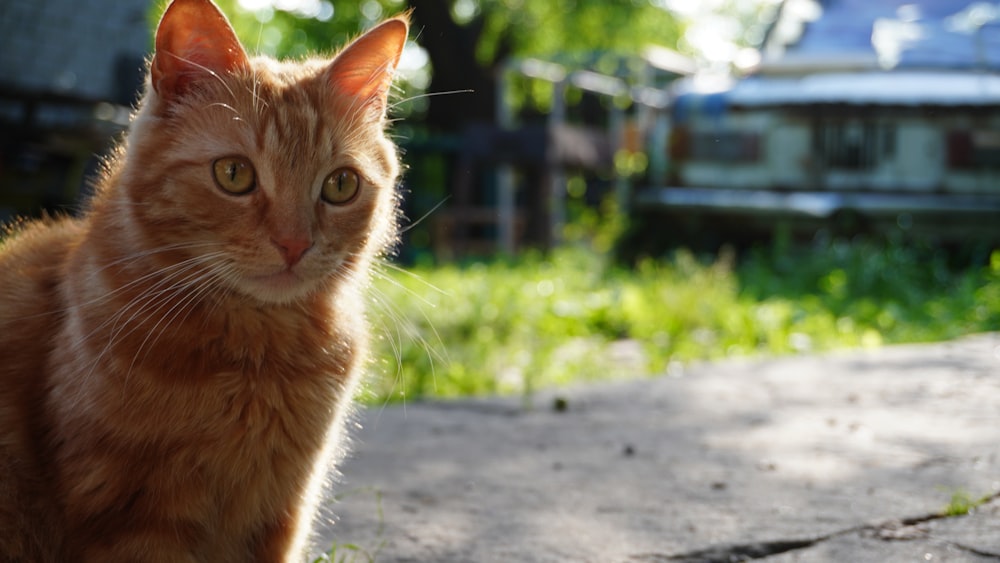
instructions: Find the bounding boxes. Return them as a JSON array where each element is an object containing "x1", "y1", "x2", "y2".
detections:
[{"x1": 271, "y1": 237, "x2": 313, "y2": 267}]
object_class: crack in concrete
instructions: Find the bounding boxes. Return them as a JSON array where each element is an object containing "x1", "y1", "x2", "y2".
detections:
[
  {"x1": 632, "y1": 496, "x2": 1000, "y2": 563},
  {"x1": 630, "y1": 536, "x2": 827, "y2": 562},
  {"x1": 949, "y1": 542, "x2": 1000, "y2": 560}
]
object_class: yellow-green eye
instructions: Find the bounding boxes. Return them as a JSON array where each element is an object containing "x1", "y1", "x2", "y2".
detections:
[
  {"x1": 213, "y1": 157, "x2": 256, "y2": 195},
  {"x1": 321, "y1": 168, "x2": 361, "y2": 205}
]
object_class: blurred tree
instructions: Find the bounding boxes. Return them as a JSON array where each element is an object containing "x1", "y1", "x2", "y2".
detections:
[
  {"x1": 417, "y1": 0, "x2": 682, "y2": 128},
  {"x1": 153, "y1": 0, "x2": 683, "y2": 132},
  {"x1": 194, "y1": 0, "x2": 407, "y2": 59}
]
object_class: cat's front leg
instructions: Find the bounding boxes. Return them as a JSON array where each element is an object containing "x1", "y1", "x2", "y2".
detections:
[
  {"x1": 0, "y1": 453, "x2": 65, "y2": 562},
  {"x1": 252, "y1": 511, "x2": 305, "y2": 563},
  {"x1": 75, "y1": 532, "x2": 201, "y2": 563}
]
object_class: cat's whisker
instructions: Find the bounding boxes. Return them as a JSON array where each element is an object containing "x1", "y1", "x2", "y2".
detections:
[
  {"x1": 374, "y1": 259, "x2": 449, "y2": 298},
  {"x1": 201, "y1": 99, "x2": 253, "y2": 133},
  {"x1": 369, "y1": 260, "x2": 450, "y2": 394},
  {"x1": 161, "y1": 51, "x2": 238, "y2": 103},
  {"x1": 365, "y1": 281, "x2": 449, "y2": 406},
  {"x1": 206, "y1": 102, "x2": 243, "y2": 120},
  {"x1": 388, "y1": 89, "x2": 474, "y2": 113},
  {"x1": 85, "y1": 240, "x2": 223, "y2": 276},
  {"x1": 82, "y1": 253, "x2": 230, "y2": 379},
  {"x1": 200, "y1": 264, "x2": 243, "y2": 321},
  {"x1": 11, "y1": 243, "x2": 228, "y2": 322},
  {"x1": 124, "y1": 262, "x2": 234, "y2": 392},
  {"x1": 366, "y1": 292, "x2": 407, "y2": 401},
  {"x1": 398, "y1": 196, "x2": 450, "y2": 236},
  {"x1": 113, "y1": 260, "x2": 231, "y2": 365},
  {"x1": 78, "y1": 264, "x2": 202, "y2": 345},
  {"x1": 74, "y1": 250, "x2": 229, "y2": 320},
  {"x1": 251, "y1": 73, "x2": 269, "y2": 116},
  {"x1": 371, "y1": 277, "x2": 449, "y2": 364},
  {"x1": 370, "y1": 268, "x2": 441, "y2": 310}
]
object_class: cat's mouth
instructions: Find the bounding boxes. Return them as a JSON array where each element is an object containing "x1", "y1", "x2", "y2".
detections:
[
  {"x1": 240, "y1": 268, "x2": 315, "y2": 302},
  {"x1": 231, "y1": 253, "x2": 343, "y2": 303},
  {"x1": 251, "y1": 269, "x2": 302, "y2": 289}
]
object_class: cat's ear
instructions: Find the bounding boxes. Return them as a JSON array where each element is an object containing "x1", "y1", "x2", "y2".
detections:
[
  {"x1": 326, "y1": 15, "x2": 410, "y2": 120},
  {"x1": 150, "y1": 0, "x2": 249, "y2": 106}
]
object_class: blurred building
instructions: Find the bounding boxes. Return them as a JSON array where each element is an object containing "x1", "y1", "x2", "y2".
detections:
[
  {"x1": 636, "y1": 0, "x2": 1000, "y2": 245},
  {"x1": 0, "y1": 0, "x2": 150, "y2": 222}
]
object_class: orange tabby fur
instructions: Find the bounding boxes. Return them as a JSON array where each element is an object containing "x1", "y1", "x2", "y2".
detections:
[{"x1": 0, "y1": 1, "x2": 408, "y2": 560}]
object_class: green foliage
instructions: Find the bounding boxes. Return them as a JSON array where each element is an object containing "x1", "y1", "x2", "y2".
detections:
[
  {"x1": 173, "y1": 0, "x2": 680, "y2": 63},
  {"x1": 149, "y1": 0, "x2": 429, "y2": 116},
  {"x1": 365, "y1": 243, "x2": 1000, "y2": 405},
  {"x1": 741, "y1": 242, "x2": 1000, "y2": 344},
  {"x1": 477, "y1": 0, "x2": 682, "y2": 63},
  {"x1": 941, "y1": 488, "x2": 994, "y2": 517},
  {"x1": 153, "y1": 0, "x2": 409, "y2": 59},
  {"x1": 311, "y1": 543, "x2": 375, "y2": 563},
  {"x1": 313, "y1": 488, "x2": 386, "y2": 562},
  {"x1": 148, "y1": 0, "x2": 683, "y2": 117}
]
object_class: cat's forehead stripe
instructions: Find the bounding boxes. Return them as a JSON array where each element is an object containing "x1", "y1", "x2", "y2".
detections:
[{"x1": 255, "y1": 92, "x2": 328, "y2": 163}]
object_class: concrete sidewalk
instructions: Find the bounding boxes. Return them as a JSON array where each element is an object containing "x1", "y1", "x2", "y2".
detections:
[{"x1": 316, "y1": 334, "x2": 1000, "y2": 562}]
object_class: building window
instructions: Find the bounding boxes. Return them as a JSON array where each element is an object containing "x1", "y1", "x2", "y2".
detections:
[
  {"x1": 947, "y1": 130, "x2": 1000, "y2": 169},
  {"x1": 814, "y1": 120, "x2": 895, "y2": 171},
  {"x1": 685, "y1": 131, "x2": 762, "y2": 163}
]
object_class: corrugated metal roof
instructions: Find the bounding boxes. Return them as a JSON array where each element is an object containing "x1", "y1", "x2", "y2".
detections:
[
  {"x1": 764, "y1": 0, "x2": 1000, "y2": 72},
  {"x1": 729, "y1": 70, "x2": 1000, "y2": 106},
  {"x1": 677, "y1": 0, "x2": 1000, "y2": 107}
]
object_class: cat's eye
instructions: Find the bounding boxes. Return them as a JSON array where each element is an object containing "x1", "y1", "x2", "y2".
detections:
[
  {"x1": 321, "y1": 168, "x2": 361, "y2": 205},
  {"x1": 213, "y1": 157, "x2": 256, "y2": 195}
]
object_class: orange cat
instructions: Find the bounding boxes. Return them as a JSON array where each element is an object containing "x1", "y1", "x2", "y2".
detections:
[{"x1": 0, "y1": 0, "x2": 408, "y2": 560}]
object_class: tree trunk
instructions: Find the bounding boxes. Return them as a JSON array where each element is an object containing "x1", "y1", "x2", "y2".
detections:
[{"x1": 408, "y1": 0, "x2": 503, "y2": 131}]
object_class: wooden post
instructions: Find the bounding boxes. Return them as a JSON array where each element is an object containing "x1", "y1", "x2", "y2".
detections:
[
  {"x1": 496, "y1": 64, "x2": 516, "y2": 255},
  {"x1": 548, "y1": 78, "x2": 567, "y2": 247}
]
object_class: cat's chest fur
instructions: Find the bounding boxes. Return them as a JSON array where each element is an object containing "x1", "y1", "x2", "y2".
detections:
[{"x1": 46, "y1": 252, "x2": 363, "y2": 558}]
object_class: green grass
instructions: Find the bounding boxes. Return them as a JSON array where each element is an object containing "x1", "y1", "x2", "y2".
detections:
[
  {"x1": 941, "y1": 488, "x2": 997, "y2": 517},
  {"x1": 312, "y1": 488, "x2": 386, "y2": 563},
  {"x1": 363, "y1": 239, "x2": 1000, "y2": 405}
]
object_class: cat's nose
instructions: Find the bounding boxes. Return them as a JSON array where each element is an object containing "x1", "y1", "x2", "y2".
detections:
[{"x1": 272, "y1": 236, "x2": 313, "y2": 267}]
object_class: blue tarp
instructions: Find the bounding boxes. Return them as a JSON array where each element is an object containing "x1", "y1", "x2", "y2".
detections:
[
  {"x1": 673, "y1": 0, "x2": 1000, "y2": 116},
  {"x1": 786, "y1": 0, "x2": 1000, "y2": 70}
]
